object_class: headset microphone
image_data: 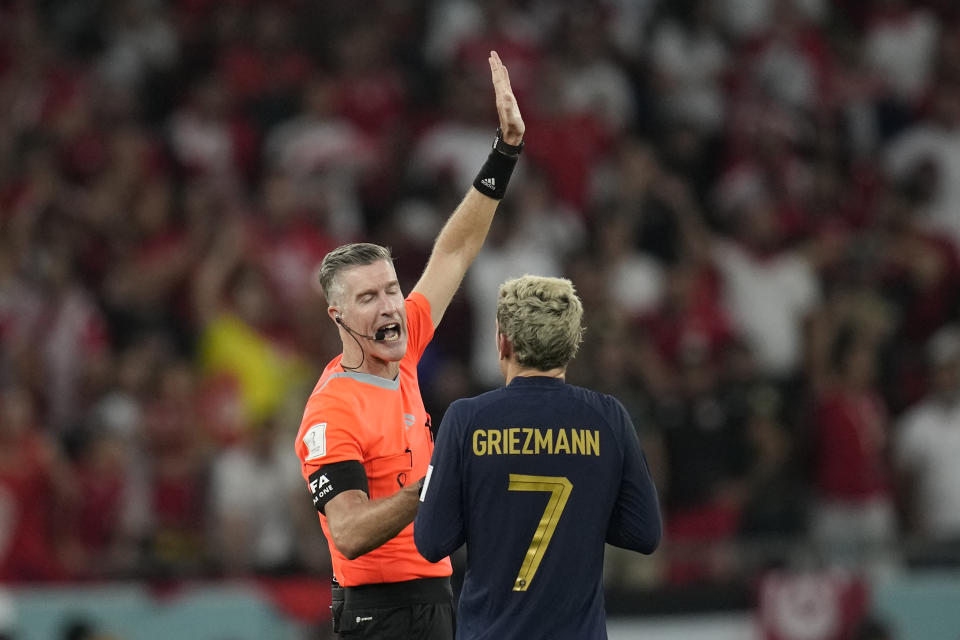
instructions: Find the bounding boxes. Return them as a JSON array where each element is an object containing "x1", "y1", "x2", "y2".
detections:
[{"x1": 336, "y1": 316, "x2": 387, "y2": 341}]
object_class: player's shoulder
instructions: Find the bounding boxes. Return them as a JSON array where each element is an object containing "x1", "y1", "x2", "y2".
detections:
[
  {"x1": 558, "y1": 382, "x2": 630, "y2": 422},
  {"x1": 566, "y1": 381, "x2": 622, "y2": 405},
  {"x1": 445, "y1": 387, "x2": 501, "y2": 418},
  {"x1": 441, "y1": 386, "x2": 522, "y2": 428}
]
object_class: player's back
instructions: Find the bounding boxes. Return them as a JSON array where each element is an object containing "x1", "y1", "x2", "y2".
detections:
[{"x1": 419, "y1": 376, "x2": 660, "y2": 640}]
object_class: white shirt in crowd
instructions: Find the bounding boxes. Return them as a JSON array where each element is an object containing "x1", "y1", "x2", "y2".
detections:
[
  {"x1": 649, "y1": 19, "x2": 729, "y2": 132},
  {"x1": 895, "y1": 396, "x2": 960, "y2": 538},
  {"x1": 712, "y1": 240, "x2": 820, "y2": 378},
  {"x1": 863, "y1": 7, "x2": 940, "y2": 103},
  {"x1": 885, "y1": 124, "x2": 960, "y2": 249}
]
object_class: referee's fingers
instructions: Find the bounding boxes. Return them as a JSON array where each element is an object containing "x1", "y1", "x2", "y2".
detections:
[{"x1": 489, "y1": 50, "x2": 524, "y2": 141}]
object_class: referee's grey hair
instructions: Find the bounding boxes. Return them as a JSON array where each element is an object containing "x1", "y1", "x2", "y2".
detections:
[
  {"x1": 317, "y1": 243, "x2": 393, "y2": 305},
  {"x1": 497, "y1": 275, "x2": 584, "y2": 371}
]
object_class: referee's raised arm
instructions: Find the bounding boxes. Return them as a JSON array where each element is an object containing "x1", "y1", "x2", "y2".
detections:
[{"x1": 412, "y1": 50, "x2": 526, "y2": 329}]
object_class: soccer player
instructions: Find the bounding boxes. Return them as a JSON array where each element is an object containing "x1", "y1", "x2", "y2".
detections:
[
  {"x1": 414, "y1": 276, "x2": 662, "y2": 640},
  {"x1": 293, "y1": 51, "x2": 524, "y2": 640}
]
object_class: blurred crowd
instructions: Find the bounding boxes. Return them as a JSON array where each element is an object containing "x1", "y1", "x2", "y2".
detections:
[{"x1": 2, "y1": 0, "x2": 960, "y2": 591}]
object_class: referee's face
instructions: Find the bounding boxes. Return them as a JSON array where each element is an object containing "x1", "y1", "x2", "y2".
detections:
[{"x1": 339, "y1": 260, "x2": 408, "y2": 368}]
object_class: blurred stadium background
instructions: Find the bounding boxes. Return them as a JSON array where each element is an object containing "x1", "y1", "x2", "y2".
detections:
[{"x1": 2, "y1": 0, "x2": 960, "y2": 638}]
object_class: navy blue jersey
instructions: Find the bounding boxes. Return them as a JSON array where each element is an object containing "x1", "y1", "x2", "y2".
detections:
[{"x1": 414, "y1": 376, "x2": 661, "y2": 640}]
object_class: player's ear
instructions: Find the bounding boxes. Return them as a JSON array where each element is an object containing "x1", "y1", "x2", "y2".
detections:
[
  {"x1": 328, "y1": 306, "x2": 340, "y2": 324},
  {"x1": 497, "y1": 333, "x2": 512, "y2": 361}
]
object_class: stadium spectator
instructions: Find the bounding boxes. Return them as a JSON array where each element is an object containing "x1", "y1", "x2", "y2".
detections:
[
  {"x1": 216, "y1": 4, "x2": 311, "y2": 115},
  {"x1": 737, "y1": 384, "x2": 808, "y2": 543},
  {"x1": 885, "y1": 80, "x2": 960, "y2": 249},
  {"x1": 61, "y1": 424, "x2": 133, "y2": 579},
  {"x1": 208, "y1": 415, "x2": 305, "y2": 575},
  {"x1": 264, "y1": 74, "x2": 376, "y2": 241},
  {"x1": 0, "y1": 385, "x2": 70, "y2": 581},
  {"x1": 192, "y1": 215, "x2": 314, "y2": 428},
  {"x1": 862, "y1": 0, "x2": 941, "y2": 109},
  {"x1": 668, "y1": 171, "x2": 822, "y2": 382},
  {"x1": 521, "y1": 57, "x2": 613, "y2": 211},
  {"x1": 639, "y1": 262, "x2": 734, "y2": 373},
  {"x1": 330, "y1": 21, "x2": 410, "y2": 143},
  {"x1": 894, "y1": 325, "x2": 960, "y2": 564},
  {"x1": 648, "y1": 0, "x2": 730, "y2": 134},
  {"x1": 465, "y1": 201, "x2": 565, "y2": 389},
  {"x1": 95, "y1": 1, "x2": 179, "y2": 96},
  {"x1": 552, "y1": 9, "x2": 637, "y2": 135},
  {"x1": 167, "y1": 74, "x2": 253, "y2": 196},
  {"x1": 864, "y1": 181, "x2": 960, "y2": 412},
  {"x1": 745, "y1": 0, "x2": 833, "y2": 113},
  {"x1": 591, "y1": 207, "x2": 666, "y2": 320},
  {"x1": 810, "y1": 324, "x2": 897, "y2": 571},
  {"x1": 653, "y1": 338, "x2": 751, "y2": 584},
  {"x1": 138, "y1": 359, "x2": 209, "y2": 575}
]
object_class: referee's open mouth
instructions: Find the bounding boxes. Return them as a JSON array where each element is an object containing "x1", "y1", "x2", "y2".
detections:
[{"x1": 378, "y1": 323, "x2": 401, "y2": 341}]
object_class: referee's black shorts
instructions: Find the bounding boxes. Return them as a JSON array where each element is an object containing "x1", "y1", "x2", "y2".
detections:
[{"x1": 334, "y1": 577, "x2": 455, "y2": 639}]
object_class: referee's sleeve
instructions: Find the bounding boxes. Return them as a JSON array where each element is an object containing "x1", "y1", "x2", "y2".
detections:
[
  {"x1": 606, "y1": 401, "x2": 663, "y2": 554},
  {"x1": 414, "y1": 401, "x2": 467, "y2": 563}
]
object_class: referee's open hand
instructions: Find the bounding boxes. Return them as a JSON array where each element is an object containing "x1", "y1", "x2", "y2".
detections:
[{"x1": 489, "y1": 50, "x2": 524, "y2": 146}]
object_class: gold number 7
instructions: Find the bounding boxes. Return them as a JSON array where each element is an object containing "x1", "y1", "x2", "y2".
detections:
[{"x1": 507, "y1": 474, "x2": 573, "y2": 592}]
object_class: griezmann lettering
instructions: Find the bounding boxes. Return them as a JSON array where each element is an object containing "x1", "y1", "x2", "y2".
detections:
[{"x1": 472, "y1": 428, "x2": 599, "y2": 456}]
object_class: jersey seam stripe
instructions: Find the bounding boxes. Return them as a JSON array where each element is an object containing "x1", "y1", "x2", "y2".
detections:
[{"x1": 312, "y1": 371, "x2": 402, "y2": 396}]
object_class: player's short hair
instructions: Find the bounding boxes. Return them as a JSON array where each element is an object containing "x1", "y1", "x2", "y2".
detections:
[
  {"x1": 317, "y1": 243, "x2": 393, "y2": 304},
  {"x1": 497, "y1": 275, "x2": 584, "y2": 371}
]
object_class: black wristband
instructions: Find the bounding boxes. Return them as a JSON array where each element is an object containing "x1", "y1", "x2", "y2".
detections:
[
  {"x1": 493, "y1": 127, "x2": 524, "y2": 158},
  {"x1": 473, "y1": 128, "x2": 523, "y2": 200}
]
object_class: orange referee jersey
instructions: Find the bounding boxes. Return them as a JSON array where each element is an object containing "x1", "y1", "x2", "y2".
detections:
[{"x1": 295, "y1": 292, "x2": 452, "y2": 586}]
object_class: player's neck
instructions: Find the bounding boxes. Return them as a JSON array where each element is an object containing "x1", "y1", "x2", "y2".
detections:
[{"x1": 504, "y1": 364, "x2": 566, "y2": 385}]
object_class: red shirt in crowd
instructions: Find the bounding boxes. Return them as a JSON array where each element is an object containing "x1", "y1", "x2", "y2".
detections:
[{"x1": 814, "y1": 389, "x2": 890, "y2": 502}]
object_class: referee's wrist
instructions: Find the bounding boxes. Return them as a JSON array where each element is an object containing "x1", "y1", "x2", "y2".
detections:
[
  {"x1": 473, "y1": 127, "x2": 523, "y2": 200},
  {"x1": 494, "y1": 127, "x2": 524, "y2": 157}
]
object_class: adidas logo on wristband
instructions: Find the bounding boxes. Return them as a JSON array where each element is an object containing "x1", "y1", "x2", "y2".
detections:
[{"x1": 473, "y1": 138, "x2": 519, "y2": 200}]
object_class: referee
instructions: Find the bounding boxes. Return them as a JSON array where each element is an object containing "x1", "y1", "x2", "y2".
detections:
[{"x1": 294, "y1": 51, "x2": 524, "y2": 639}]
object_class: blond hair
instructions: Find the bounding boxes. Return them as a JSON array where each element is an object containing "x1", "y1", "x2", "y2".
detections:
[
  {"x1": 497, "y1": 275, "x2": 584, "y2": 371},
  {"x1": 316, "y1": 243, "x2": 393, "y2": 304}
]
